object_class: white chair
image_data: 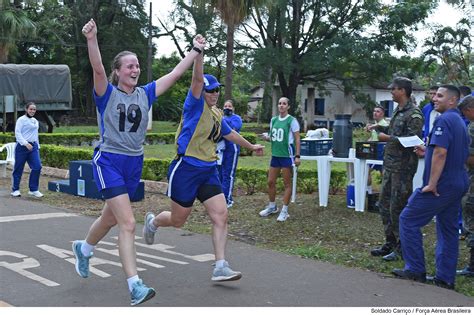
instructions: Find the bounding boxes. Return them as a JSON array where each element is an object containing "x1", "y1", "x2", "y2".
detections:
[{"x1": 0, "y1": 142, "x2": 16, "y2": 177}]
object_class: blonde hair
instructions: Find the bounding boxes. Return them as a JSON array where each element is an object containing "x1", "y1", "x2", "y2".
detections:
[{"x1": 108, "y1": 51, "x2": 137, "y2": 85}]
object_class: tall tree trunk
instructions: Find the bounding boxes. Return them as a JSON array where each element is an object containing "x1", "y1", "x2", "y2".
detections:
[
  {"x1": 0, "y1": 44, "x2": 9, "y2": 63},
  {"x1": 224, "y1": 23, "x2": 235, "y2": 101}
]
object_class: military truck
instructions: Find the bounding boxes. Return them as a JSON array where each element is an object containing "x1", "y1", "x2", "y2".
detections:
[{"x1": 0, "y1": 64, "x2": 72, "y2": 133}]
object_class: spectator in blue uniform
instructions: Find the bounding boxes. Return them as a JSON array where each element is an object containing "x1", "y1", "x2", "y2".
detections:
[
  {"x1": 421, "y1": 85, "x2": 439, "y2": 144},
  {"x1": 221, "y1": 99, "x2": 243, "y2": 207},
  {"x1": 392, "y1": 85, "x2": 469, "y2": 290}
]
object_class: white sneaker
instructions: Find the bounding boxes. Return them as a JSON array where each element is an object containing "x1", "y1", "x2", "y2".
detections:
[
  {"x1": 28, "y1": 191, "x2": 44, "y2": 198},
  {"x1": 142, "y1": 212, "x2": 156, "y2": 245},
  {"x1": 277, "y1": 210, "x2": 289, "y2": 222},
  {"x1": 259, "y1": 206, "x2": 278, "y2": 217},
  {"x1": 11, "y1": 190, "x2": 21, "y2": 197}
]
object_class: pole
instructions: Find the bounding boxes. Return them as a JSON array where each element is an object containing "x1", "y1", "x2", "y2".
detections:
[
  {"x1": 147, "y1": 1, "x2": 153, "y2": 131},
  {"x1": 291, "y1": 164, "x2": 297, "y2": 202}
]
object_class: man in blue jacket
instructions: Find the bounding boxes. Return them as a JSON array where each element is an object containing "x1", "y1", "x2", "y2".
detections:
[{"x1": 393, "y1": 85, "x2": 469, "y2": 290}]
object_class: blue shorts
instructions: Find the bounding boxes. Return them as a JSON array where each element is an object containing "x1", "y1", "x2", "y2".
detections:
[
  {"x1": 92, "y1": 150, "x2": 143, "y2": 200},
  {"x1": 167, "y1": 158, "x2": 222, "y2": 207},
  {"x1": 270, "y1": 156, "x2": 293, "y2": 168}
]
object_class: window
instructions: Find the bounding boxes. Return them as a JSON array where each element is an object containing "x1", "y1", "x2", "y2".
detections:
[
  {"x1": 304, "y1": 98, "x2": 325, "y2": 115},
  {"x1": 315, "y1": 98, "x2": 325, "y2": 115}
]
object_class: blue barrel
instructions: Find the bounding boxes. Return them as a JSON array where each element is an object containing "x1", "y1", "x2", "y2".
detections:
[{"x1": 332, "y1": 114, "x2": 353, "y2": 158}]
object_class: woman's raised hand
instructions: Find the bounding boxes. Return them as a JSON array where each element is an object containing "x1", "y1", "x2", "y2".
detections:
[{"x1": 82, "y1": 18, "x2": 97, "y2": 39}]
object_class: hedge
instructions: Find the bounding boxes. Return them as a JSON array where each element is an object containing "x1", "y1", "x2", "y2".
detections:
[
  {"x1": 36, "y1": 145, "x2": 346, "y2": 195},
  {"x1": 1, "y1": 132, "x2": 257, "y2": 156}
]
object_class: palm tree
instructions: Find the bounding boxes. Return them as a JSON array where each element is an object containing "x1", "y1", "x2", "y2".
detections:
[
  {"x1": 198, "y1": 0, "x2": 263, "y2": 100},
  {"x1": 0, "y1": 0, "x2": 36, "y2": 63}
]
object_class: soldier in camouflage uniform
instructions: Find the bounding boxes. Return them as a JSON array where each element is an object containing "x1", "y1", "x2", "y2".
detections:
[
  {"x1": 457, "y1": 95, "x2": 474, "y2": 277},
  {"x1": 369, "y1": 77, "x2": 424, "y2": 261}
]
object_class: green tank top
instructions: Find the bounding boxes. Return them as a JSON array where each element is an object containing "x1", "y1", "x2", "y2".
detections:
[{"x1": 270, "y1": 115, "x2": 295, "y2": 157}]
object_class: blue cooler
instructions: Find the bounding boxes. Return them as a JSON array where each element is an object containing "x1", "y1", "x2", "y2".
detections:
[{"x1": 346, "y1": 183, "x2": 355, "y2": 208}]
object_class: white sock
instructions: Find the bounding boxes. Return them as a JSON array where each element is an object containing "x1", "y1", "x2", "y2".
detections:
[
  {"x1": 215, "y1": 259, "x2": 226, "y2": 269},
  {"x1": 269, "y1": 202, "x2": 276, "y2": 208},
  {"x1": 148, "y1": 217, "x2": 157, "y2": 233},
  {"x1": 81, "y1": 241, "x2": 95, "y2": 257},
  {"x1": 282, "y1": 205, "x2": 289, "y2": 213},
  {"x1": 127, "y1": 275, "x2": 140, "y2": 292}
]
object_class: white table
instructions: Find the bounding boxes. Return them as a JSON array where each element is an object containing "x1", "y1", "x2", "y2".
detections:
[
  {"x1": 299, "y1": 155, "x2": 425, "y2": 212},
  {"x1": 300, "y1": 153, "x2": 365, "y2": 211}
]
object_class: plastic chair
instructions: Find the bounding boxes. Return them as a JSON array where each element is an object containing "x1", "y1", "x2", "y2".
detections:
[{"x1": 0, "y1": 142, "x2": 16, "y2": 177}]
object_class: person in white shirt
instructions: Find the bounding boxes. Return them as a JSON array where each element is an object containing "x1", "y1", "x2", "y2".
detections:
[
  {"x1": 11, "y1": 102, "x2": 43, "y2": 198},
  {"x1": 365, "y1": 105, "x2": 389, "y2": 192}
]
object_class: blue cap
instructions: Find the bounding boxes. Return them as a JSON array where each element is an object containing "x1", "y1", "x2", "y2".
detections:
[{"x1": 203, "y1": 74, "x2": 222, "y2": 90}]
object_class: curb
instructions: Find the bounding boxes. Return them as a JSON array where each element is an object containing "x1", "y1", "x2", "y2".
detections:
[{"x1": 5, "y1": 165, "x2": 168, "y2": 194}]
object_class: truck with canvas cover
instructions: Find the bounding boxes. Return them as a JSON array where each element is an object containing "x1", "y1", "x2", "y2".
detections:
[{"x1": 0, "y1": 64, "x2": 72, "y2": 132}]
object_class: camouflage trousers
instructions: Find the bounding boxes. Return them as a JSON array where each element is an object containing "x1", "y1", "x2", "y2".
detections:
[
  {"x1": 378, "y1": 170, "x2": 414, "y2": 244},
  {"x1": 462, "y1": 194, "x2": 474, "y2": 248}
]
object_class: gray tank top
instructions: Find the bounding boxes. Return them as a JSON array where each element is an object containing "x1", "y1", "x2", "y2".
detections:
[{"x1": 96, "y1": 83, "x2": 155, "y2": 156}]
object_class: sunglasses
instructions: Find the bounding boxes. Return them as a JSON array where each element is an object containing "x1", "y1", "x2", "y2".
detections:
[{"x1": 205, "y1": 87, "x2": 220, "y2": 94}]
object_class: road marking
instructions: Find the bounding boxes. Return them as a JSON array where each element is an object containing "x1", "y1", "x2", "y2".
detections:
[
  {"x1": 0, "y1": 251, "x2": 60, "y2": 287},
  {"x1": 95, "y1": 247, "x2": 166, "y2": 269},
  {"x1": 100, "y1": 241, "x2": 189, "y2": 265},
  {"x1": 37, "y1": 244, "x2": 145, "y2": 278},
  {"x1": 133, "y1": 241, "x2": 215, "y2": 262},
  {"x1": 0, "y1": 213, "x2": 77, "y2": 223}
]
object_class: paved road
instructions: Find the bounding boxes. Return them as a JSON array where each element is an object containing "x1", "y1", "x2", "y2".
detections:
[{"x1": 0, "y1": 190, "x2": 473, "y2": 307}]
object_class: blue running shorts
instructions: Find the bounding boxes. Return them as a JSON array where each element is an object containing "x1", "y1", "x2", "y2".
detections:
[
  {"x1": 270, "y1": 156, "x2": 293, "y2": 168},
  {"x1": 92, "y1": 149, "x2": 143, "y2": 200},
  {"x1": 167, "y1": 158, "x2": 222, "y2": 207}
]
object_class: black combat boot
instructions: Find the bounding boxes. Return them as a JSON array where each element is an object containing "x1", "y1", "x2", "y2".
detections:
[
  {"x1": 371, "y1": 235, "x2": 396, "y2": 257},
  {"x1": 456, "y1": 247, "x2": 474, "y2": 277}
]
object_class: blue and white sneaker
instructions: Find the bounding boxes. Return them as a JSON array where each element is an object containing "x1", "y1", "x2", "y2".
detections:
[
  {"x1": 259, "y1": 206, "x2": 278, "y2": 217},
  {"x1": 72, "y1": 240, "x2": 92, "y2": 278},
  {"x1": 211, "y1": 261, "x2": 242, "y2": 281},
  {"x1": 130, "y1": 280, "x2": 156, "y2": 306},
  {"x1": 143, "y1": 212, "x2": 156, "y2": 245}
]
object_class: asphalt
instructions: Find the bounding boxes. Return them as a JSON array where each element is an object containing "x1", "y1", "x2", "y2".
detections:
[{"x1": 0, "y1": 189, "x2": 473, "y2": 307}]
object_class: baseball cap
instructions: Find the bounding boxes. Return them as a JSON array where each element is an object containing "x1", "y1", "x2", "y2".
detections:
[{"x1": 204, "y1": 74, "x2": 223, "y2": 90}]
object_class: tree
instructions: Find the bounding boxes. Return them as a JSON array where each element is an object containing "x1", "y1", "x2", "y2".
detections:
[
  {"x1": 0, "y1": 0, "x2": 36, "y2": 63},
  {"x1": 200, "y1": 0, "x2": 264, "y2": 100},
  {"x1": 158, "y1": 0, "x2": 259, "y2": 101},
  {"x1": 242, "y1": 0, "x2": 437, "y2": 118},
  {"x1": 422, "y1": 18, "x2": 472, "y2": 85}
]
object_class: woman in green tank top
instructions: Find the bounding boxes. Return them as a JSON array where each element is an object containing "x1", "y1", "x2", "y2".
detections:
[{"x1": 259, "y1": 97, "x2": 301, "y2": 222}]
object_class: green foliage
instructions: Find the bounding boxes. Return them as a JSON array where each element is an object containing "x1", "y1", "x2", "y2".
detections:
[
  {"x1": 284, "y1": 242, "x2": 330, "y2": 260},
  {"x1": 0, "y1": 0, "x2": 37, "y2": 63},
  {"x1": 247, "y1": 0, "x2": 438, "y2": 116},
  {"x1": 422, "y1": 18, "x2": 473, "y2": 85},
  {"x1": 0, "y1": 133, "x2": 15, "y2": 143},
  {"x1": 36, "y1": 143, "x2": 347, "y2": 195},
  {"x1": 142, "y1": 158, "x2": 172, "y2": 181},
  {"x1": 40, "y1": 144, "x2": 93, "y2": 168}
]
